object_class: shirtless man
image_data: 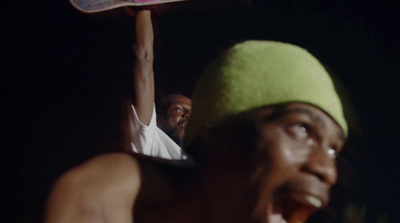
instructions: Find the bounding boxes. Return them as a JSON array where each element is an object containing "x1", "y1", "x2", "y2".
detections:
[
  {"x1": 45, "y1": 40, "x2": 347, "y2": 223},
  {"x1": 122, "y1": 10, "x2": 192, "y2": 160}
]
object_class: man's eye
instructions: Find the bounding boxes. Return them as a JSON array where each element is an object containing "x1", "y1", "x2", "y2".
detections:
[
  {"x1": 287, "y1": 123, "x2": 309, "y2": 139},
  {"x1": 327, "y1": 147, "x2": 338, "y2": 159},
  {"x1": 173, "y1": 107, "x2": 183, "y2": 113}
]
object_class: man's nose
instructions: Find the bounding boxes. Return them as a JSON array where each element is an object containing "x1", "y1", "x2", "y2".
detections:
[
  {"x1": 182, "y1": 109, "x2": 191, "y2": 119},
  {"x1": 302, "y1": 147, "x2": 337, "y2": 186}
]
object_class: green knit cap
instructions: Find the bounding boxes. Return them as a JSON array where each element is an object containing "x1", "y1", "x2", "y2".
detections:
[{"x1": 183, "y1": 40, "x2": 348, "y2": 148}]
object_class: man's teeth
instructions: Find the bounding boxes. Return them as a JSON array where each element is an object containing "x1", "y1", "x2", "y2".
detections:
[
  {"x1": 269, "y1": 214, "x2": 287, "y2": 223},
  {"x1": 304, "y1": 195, "x2": 322, "y2": 208}
]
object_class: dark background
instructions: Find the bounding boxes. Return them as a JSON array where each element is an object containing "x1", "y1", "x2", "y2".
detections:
[{"x1": 4, "y1": 0, "x2": 400, "y2": 222}]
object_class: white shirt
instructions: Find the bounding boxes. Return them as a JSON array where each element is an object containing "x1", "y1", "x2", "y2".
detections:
[{"x1": 126, "y1": 104, "x2": 190, "y2": 162}]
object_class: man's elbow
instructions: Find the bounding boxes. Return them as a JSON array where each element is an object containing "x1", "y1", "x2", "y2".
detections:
[{"x1": 134, "y1": 44, "x2": 154, "y2": 62}]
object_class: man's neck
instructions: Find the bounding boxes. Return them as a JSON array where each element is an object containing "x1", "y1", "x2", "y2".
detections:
[
  {"x1": 134, "y1": 157, "x2": 252, "y2": 223},
  {"x1": 134, "y1": 162, "x2": 209, "y2": 223}
]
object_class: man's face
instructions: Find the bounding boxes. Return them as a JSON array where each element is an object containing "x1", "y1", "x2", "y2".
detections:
[
  {"x1": 220, "y1": 103, "x2": 345, "y2": 223},
  {"x1": 157, "y1": 94, "x2": 192, "y2": 145}
]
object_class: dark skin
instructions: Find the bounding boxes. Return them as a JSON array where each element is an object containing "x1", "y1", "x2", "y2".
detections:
[
  {"x1": 132, "y1": 10, "x2": 154, "y2": 126},
  {"x1": 157, "y1": 94, "x2": 192, "y2": 145},
  {"x1": 246, "y1": 103, "x2": 344, "y2": 222},
  {"x1": 45, "y1": 102, "x2": 345, "y2": 223},
  {"x1": 132, "y1": 10, "x2": 192, "y2": 145}
]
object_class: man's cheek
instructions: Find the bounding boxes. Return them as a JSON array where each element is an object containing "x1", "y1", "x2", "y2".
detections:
[
  {"x1": 280, "y1": 139, "x2": 310, "y2": 164},
  {"x1": 167, "y1": 116, "x2": 179, "y2": 126},
  {"x1": 250, "y1": 172, "x2": 278, "y2": 220}
]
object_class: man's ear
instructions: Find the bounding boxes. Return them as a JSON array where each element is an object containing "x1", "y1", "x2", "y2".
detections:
[
  {"x1": 156, "y1": 114, "x2": 167, "y2": 129},
  {"x1": 156, "y1": 116, "x2": 162, "y2": 127},
  {"x1": 198, "y1": 127, "x2": 217, "y2": 154},
  {"x1": 196, "y1": 127, "x2": 231, "y2": 166},
  {"x1": 198, "y1": 126, "x2": 232, "y2": 151},
  {"x1": 197, "y1": 125, "x2": 255, "y2": 168}
]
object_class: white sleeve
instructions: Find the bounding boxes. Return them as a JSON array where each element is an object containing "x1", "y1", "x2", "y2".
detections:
[
  {"x1": 126, "y1": 103, "x2": 192, "y2": 162},
  {"x1": 127, "y1": 104, "x2": 158, "y2": 156}
]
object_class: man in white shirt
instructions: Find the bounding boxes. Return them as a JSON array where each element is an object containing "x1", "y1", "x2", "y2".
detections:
[{"x1": 121, "y1": 9, "x2": 192, "y2": 161}]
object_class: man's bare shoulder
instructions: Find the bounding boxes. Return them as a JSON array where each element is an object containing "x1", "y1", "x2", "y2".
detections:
[
  {"x1": 57, "y1": 153, "x2": 141, "y2": 189},
  {"x1": 45, "y1": 153, "x2": 140, "y2": 223}
]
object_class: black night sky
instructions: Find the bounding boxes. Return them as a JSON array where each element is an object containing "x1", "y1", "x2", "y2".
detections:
[{"x1": 5, "y1": 0, "x2": 400, "y2": 222}]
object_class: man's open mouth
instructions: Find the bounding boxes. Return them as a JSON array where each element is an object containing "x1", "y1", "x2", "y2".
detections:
[
  {"x1": 179, "y1": 120, "x2": 188, "y2": 129},
  {"x1": 265, "y1": 193, "x2": 323, "y2": 223}
]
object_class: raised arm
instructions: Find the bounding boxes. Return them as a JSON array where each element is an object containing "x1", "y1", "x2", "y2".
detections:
[{"x1": 132, "y1": 10, "x2": 154, "y2": 125}]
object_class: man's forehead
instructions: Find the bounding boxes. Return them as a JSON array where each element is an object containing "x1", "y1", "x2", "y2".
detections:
[
  {"x1": 165, "y1": 94, "x2": 192, "y2": 106},
  {"x1": 253, "y1": 103, "x2": 345, "y2": 139}
]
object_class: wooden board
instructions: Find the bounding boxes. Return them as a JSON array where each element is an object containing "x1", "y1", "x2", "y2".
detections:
[{"x1": 69, "y1": 0, "x2": 188, "y2": 13}]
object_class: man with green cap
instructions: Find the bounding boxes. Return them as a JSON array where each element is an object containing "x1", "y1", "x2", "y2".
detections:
[{"x1": 44, "y1": 40, "x2": 347, "y2": 223}]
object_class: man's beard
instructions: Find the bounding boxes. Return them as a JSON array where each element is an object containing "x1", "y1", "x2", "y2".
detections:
[{"x1": 163, "y1": 127, "x2": 183, "y2": 147}]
